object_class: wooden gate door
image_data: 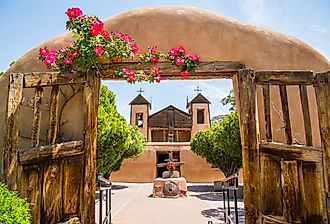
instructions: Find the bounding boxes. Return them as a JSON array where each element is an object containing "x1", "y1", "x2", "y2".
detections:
[
  {"x1": 3, "y1": 72, "x2": 100, "y2": 223},
  {"x1": 238, "y1": 69, "x2": 330, "y2": 224}
]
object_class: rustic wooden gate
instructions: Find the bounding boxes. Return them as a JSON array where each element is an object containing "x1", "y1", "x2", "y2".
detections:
[
  {"x1": 238, "y1": 69, "x2": 330, "y2": 224},
  {"x1": 3, "y1": 72, "x2": 100, "y2": 223}
]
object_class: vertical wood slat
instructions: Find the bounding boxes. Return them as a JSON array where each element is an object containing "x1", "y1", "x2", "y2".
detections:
[
  {"x1": 3, "y1": 73, "x2": 24, "y2": 190},
  {"x1": 47, "y1": 85, "x2": 59, "y2": 145},
  {"x1": 262, "y1": 85, "x2": 272, "y2": 142},
  {"x1": 31, "y1": 86, "x2": 44, "y2": 147},
  {"x1": 299, "y1": 84, "x2": 313, "y2": 146},
  {"x1": 315, "y1": 71, "x2": 330, "y2": 222},
  {"x1": 260, "y1": 156, "x2": 282, "y2": 216},
  {"x1": 281, "y1": 160, "x2": 300, "y2": 223},
  {"x1": 279, "y1": 85, "x2": 292, "y2": 144},
  {"x1": 81, "y1": 72, "x2": 100, "y2": 223},
  {"x1": 42, "y1": 161, "x2": 62, "y2": 223},
  {"x1": 237, "y1": 69, "x2": 260, "y2": 224}
]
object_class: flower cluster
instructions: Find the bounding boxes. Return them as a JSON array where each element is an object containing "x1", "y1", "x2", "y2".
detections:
[
  {"x1": 166, "y1": 162, "x2": 176, "y2": 171},
  {"x1": 38, "y1": 7, "x2": 201, "y2": 83}
]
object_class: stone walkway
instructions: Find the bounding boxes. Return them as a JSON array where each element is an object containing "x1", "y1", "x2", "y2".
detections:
[{"x1": 96, "y1": 182, "x2": 244, "y2": 224}]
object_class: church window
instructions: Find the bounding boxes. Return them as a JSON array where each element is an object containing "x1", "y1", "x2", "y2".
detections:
[
  {"x1": 197, "y1": 109, "x2": 204, "y2": 124},
  {"x1": 136, "y1": 113, "x2": 143, "y2": 128}
]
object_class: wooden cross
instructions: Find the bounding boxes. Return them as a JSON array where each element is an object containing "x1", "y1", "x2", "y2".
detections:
[
  {"x1": 137, "y1": 88, "x2": 145, "y2": 94},
  {"x1": 194, "y1": 86, "x2": 202, "y2": 94}
]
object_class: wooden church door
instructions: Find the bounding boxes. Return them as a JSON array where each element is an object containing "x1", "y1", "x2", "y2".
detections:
[
  {"x1": 3, "y1": 72, "x2": 100, "y2": 223},
  {"x1": 238, "y1": 69, "x2": 330, "y2": 224}
]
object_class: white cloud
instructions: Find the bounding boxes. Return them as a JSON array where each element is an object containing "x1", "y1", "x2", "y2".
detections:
[
  {"x1": 215, "y1": 109, "x2": 228, "y2": 116},
  {"x1": 240, "y1": 0, "x2": 269, "y2": 25}
]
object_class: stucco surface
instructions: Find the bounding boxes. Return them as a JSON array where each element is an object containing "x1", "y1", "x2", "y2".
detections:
[{"x1": 1, "y1": 6, "x2": 329, "y2": 177}]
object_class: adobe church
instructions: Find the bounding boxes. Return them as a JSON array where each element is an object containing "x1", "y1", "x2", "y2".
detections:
[{"x1": 111, "y1": 92, "x2": 227, "y2": 182}]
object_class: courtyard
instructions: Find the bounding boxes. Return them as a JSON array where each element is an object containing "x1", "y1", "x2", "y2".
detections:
[{"x1": 95, "y1": 182, "x2": 244, "y2": 224}]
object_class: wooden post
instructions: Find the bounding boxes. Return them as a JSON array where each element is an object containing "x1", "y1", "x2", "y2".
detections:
[
  {"x1": 279, "y1": 85, "x2": 292, "y2": 144},
  {"x1": 47, "y1": 85, "x2": 59, "y2": 144},
  {"x1": 31, "y1": 86, "x2": 43, "y2": 147},
  {"x1": 237, "y1": 69, "x2": 260, "y2": 224},
  {"x1": 262, "y1": 85, "x2": 272, "y2": 142},
  {"x1": 81, "y1": 71, "x2": 100, "y2": 223},
  {"x1": 3, "y1": 73, "x2": 23, "y2": 190},
  {"x1": 315, "y1": 71, "x2": 330, "y2": 221},
  {"x1": 299, "y1": 84, "x2": 313, "y2": 146}
]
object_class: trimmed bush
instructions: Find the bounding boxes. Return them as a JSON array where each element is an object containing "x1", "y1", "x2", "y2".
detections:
[{"x1": 0, "y1": 182, "x2": 31, "y2": 224}]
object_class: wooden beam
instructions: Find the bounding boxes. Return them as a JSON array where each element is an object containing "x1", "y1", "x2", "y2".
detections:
[
  {"x1": 100, "y1": 61, "x2": 244, "y2": 80},
  {"x1": 262, "y1": 85, "x2": 272, "y2": 142},
  {"x1": 279, "y1": 85, "x2": 292, "y2": 144},
  {"x1": 19, "y1": 140, "x2": 84, "y2": 165},
  {"x1": 47, "y1": 85, "x2": 60, "y2": 144},
  {"x1": 299, "y1": 84, "x2": 313, "y2": 146},
  {"x1": 262, "y1": 215, "x2": 291, "y2": 224},
  {"x1": 237, "y1": 69, "x2": 259, "y2": 224},
  {"x1": 259, "y1": 142, "x2": 322, "y2": 163},
  {"x1": 3, "y1": 73, "x2": 24, "y2": 190},
  {"x1": 31, "y1": 86, "x2": 43, "y2": 147},
  {"x1": 281, "y1": 160, "x2": 300, "y2": 223},
  {"x1": 22, "y1": 72, "x2": 85, "y2": 88},
  {"x1": 81, "y1": 71, "x2": 100, "y2": 223},
  {"x1": 255, "y1": 71, "x2": 314, "y2": 85}
]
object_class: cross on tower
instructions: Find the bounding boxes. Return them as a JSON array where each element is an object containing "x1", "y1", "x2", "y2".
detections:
[
  {"x1": 137, "y1": 88, "x2": 145, "y2": 94},
  {"x1": 194, "y1": 86, "x2": 202, "y2": 94}
]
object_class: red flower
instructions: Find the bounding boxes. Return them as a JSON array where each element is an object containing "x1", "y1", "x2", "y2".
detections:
[
  {"x1": 180, "y1": 70, "x2": 189, "y2": 77},
  {"x1": 94, "y1": 46, "x2": 103, "y2": 55},
  {"x1": 39, "y1": 47, "x2": 49, "y2": 56},
  {"x1": 188, "y1": 53, "x2": 200, "y2": 61},
  {"x1": 153, "y1": 66, "x2": 160, "y2": 75},
  {"x1": 169, "y1": 48, "x2": 178, "y2": 56},
  {"x1": 151, "y1": 57, "x2": 158, "y2": 64},
  {"x1": 131, "y1": 44, "x2": 138, "y2": 53},
  {"x1": 175, "y1": 57, "x2": 182, "y2": 66},
  {"x1": 101, "y1": 30, "x2": 110, "y2": 40},
  {"x1": 156, "y1": 75, "x2": 161, "y2": 83},
  {"x1": 150, "y1": 46, "x2": 157, "y2": 54},
  {"x1": 64, "y1": 58, "x2": 72, "y2": 64},
  {"x1": 65, "y1": 7, "x2": 83, "y2": 20},
  {"x1": 91, "y1": 20, "x2": 104, "y2": 36},
  {"x1": 71, "y1": 51, "x2": 79, "y2": 59},
  {"x1": 114, "y1": 56, "x2": 120, "y2": 63},
  {"x1": 44, "y1": 50, "x2": 57, "y2": 65},
  {"x1": 177, "y1": 45, "x2": 185, "y2": 54}
]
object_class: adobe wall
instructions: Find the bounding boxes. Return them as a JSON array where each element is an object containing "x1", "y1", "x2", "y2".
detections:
[
  {"x1": 191, "y1": 103, "x2": 211, "y2": 136},
  {"x1": 0, "y1": 6, "x2": 329, "y2": 177},
  {"x1": 130, "y1": 104, "x2": 149, "y2": 139}
]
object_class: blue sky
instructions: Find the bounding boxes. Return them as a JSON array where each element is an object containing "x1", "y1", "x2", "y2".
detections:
[{"x1": 1, "y1": 0, "x2": 329, "y2": 121}]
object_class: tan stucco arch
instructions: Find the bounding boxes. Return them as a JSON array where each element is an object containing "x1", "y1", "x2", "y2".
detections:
[{"x1": 0, "y1": 6, "x2": 329, "y2": 176}]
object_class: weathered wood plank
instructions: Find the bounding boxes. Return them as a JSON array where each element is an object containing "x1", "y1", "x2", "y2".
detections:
[
  {"x1": 42, "y1": 160, "x2": 62, "y2": 223},
  {"x1": 31, "y1": 86, "x2": 43, "y2": 147},
  {"x1": 63, "y1": 156, "x2": 82, "y2": 217},
  {"x1": 23, "y1": 72, "x2": 85, "y2": 88},
  {"x1": 262, "y1": 85, "x2": 272, "y2": 142},
  {"x1": 299, "y1": 84, "x2": 313, "y2": 146},
  {"x1": 47, "y1": 85, "x2": 59, "y2": 144},
  {"x1": 255, "y1": 71, "x2": 314, "y2": 85},
  {"x1": 260, "y1": 141, "x2": 322, "y2": 162},
  {"x1": 3, "y1": 73, "x2": 24, "y2": 190},
  {"x1": 279, "y1": 85, "x2": 292, "y2": 144},
  {"x1": 262, "y1": 215, "x2": 291, "y2": 224},
  {"x1": 100, "y1": 61, "x2": 244, "y2": 80},
  {"x1": 237, "y1": 69, "x2": 259, "y2": 224},
  {"x1": 19, "y1": 140, "x2": 84, "y2": 165},
  {"x1": 260, "y1": 156, "x2": 282, "y2": 216},
  {"x1": 281, "y1": 160, "x2": 300, "y2": 223},
  {"x1": 81, "y1": 71, "x2": 100, "y2": 223}
]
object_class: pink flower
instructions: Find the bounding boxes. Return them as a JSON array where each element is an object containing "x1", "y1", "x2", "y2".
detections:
[
  {"x1": 44, "y1": 51, "x2": 57, "y2": 65},
  {"x1": 150, "y1": 46, "x2": 157, "y2": 54},
  {"x1": 39, "y1": 47, "x2": 49, "y2": 56},
  {"x1": 114, "y1": 31, "x2": 124, "y2": 40},
  {"x1": 180, "y1": 70, "x2": 189, "y2": 77},
  {"x1": 59, "y1": 48, "x2": 66, "y2": 53},
  {"x1": 65, "y1": 7, "x2": 83, "y2": 19},
  {"x1": 91, "y1": 20, "x2": 104, "y2": 36},
  {"x1": 71, "y1": 51, "x2": 79, "y2": 59},
  {"x1": 101, "y1": 30, "x2": 110, "y2": 40},
  {"x1": 156, "y1": 75, "x2": 161, "y2": 83},
  {"x1": 169, "y1": 48, "x2": 178, "y2": 56},
  {"x1": 175, "y1": 57, "x2": 183, "y2": 66},
  {"x1": 131, "y1": 44, "x2": 138, "y2": 53},
  {"x1": 114, "y1": 56, "x2": 120, "y2": 63},
  {"x1": 44, "y1": 59, "x2": 53, "y2": 65},
  {"x1": 151, "y1": 57, "x2": 158, "y2": 64},
  {"x1": 140, "y1": 73, "x2": 146, "y2": 80},
  {"x1": 153, "y1": 66, "x2": 160, "y2": 75},
  {"x1": 193, "y1": 54, "x2": 200, "y2": 61},
  {"x1": 177, "y1": 45, "x2": 185, "y2": 54},
  {"x1": 94, "y1": 46, "x2": 103, "y2": 55},
  {"x1": 64, "y1": 58, "x2": 72, "y2": 64},
  {"x1": 124, "y1": 35, "x2": 133, "y2": 43}
]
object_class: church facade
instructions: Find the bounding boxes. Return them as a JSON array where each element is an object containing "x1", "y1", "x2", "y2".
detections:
[{"x1": 110, "y1": 93, "x2": 227, "y2": 182}]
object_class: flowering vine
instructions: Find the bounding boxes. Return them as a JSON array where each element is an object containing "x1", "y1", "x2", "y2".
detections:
[{"x1": 38, "y1": 7, "x2": 200, "y2": 83}]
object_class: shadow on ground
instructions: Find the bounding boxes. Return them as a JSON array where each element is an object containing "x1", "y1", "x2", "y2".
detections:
[
  {"x1": 187, "y1": 185, "x2": 214, "y2": 192},
  {"x1": 112, "y1": 184, "x2": 128, "y2": 191},
  {"x1": 201, "y1": 207, "x2": 245, "y2": 223}
]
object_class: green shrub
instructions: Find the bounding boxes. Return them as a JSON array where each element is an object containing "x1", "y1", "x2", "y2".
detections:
[{"x1": 0, "y1": 182, "x2": 31, "y2": 224}]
